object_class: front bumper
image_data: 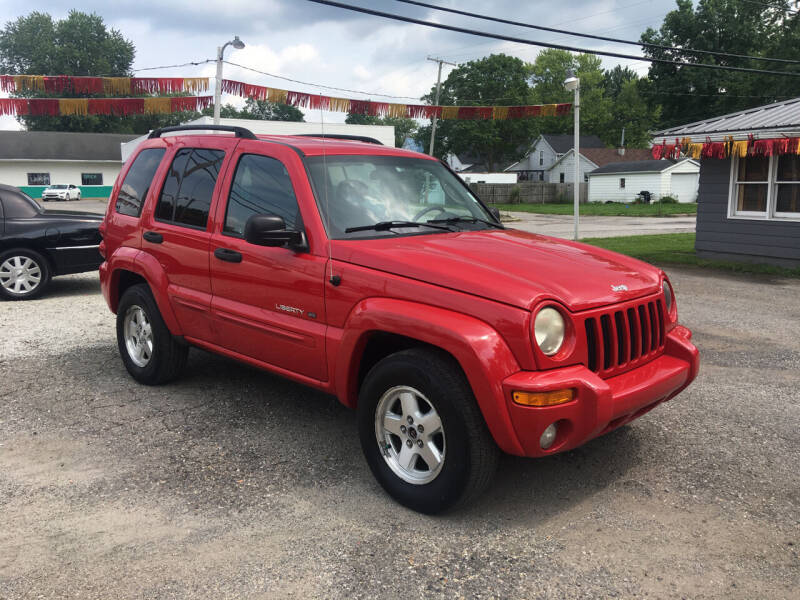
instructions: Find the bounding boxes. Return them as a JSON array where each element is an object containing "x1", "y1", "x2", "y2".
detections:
[{"x1": 500, "y1": 325, "x2": 699, "y2": 457}]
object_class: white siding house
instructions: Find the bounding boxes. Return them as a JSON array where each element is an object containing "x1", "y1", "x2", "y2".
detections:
[
  {"x1": 0, "y1": 131, "x2": 138, "y2": 199},
  {"x1": 588, "y1": 159, "x2": 700, "y2": 203},
  {"x1": 505, "y1": 133, "x2": 606, "y2": 181},
  {"x1": 545, "y1": 150, "x2": 599, "y2": 183}
]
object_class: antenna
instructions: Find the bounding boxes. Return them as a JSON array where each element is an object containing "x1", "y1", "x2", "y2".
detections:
[{"x1": 320, "y1": 95, "x2": 340, "y2": 286}]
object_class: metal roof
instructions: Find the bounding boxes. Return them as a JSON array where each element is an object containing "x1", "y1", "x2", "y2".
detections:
[
  {"x1": 0, "y1": 131, "x2": 137, "y2": 161},
  {"x1": 652, "y1": 97, "x2": 800, "y2": 138}
]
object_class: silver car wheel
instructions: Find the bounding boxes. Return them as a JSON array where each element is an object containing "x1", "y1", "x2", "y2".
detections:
[
  {"x1": 123, "y1": 305, "x2": 154, "y2": 368},
  {"x1": 375, "y1": 385, "x2": 446, "y2": 485},
  {"x1": 0, "y1": 255, "x2": 43, "y2": 295}
]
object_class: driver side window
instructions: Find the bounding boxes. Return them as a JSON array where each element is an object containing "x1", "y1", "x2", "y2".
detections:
[{"x1": 224, "y1": 154, "x2": 301, "y2": 237}]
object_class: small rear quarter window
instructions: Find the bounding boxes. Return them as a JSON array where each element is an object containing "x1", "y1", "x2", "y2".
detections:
[{"x1": 116, "y1": 148, "x2": 166, "y2": 217}]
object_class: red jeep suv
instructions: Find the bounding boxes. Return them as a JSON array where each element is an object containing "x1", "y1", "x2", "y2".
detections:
[{"x1": 100, "y1": 125, "x2": 699, "y2": 513}]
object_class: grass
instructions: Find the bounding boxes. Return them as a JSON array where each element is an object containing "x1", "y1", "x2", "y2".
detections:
[
  {"x1": 495, "y1": 202, "x2": 697, "y2": 217},
  {"x1": 582, "y1": 233, "x2": 800, "y2": 278}
]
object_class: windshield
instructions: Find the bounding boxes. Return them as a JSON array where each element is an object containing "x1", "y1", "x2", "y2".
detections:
[
  {"x1": 50, "y1": 184, "x2": 68, "y2": 189},
  {"x1": 306, "y1": 155, "x2": 497, "y2": 239}
]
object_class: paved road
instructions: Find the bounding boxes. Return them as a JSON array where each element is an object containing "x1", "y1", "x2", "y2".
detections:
[
  {"x1": 1, "y1": 268, "x2": 797, "y2": 598},
  {"x1": 41, "y1": 198, "x2": 108, "y2": 215},
  {"x1": 504, "y1": 211, "x2": 697, "y2": 239}
]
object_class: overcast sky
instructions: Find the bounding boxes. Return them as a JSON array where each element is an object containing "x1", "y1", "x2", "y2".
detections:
[{"x1": 0, "y1": 0, "x2": 675, "y2": 130}]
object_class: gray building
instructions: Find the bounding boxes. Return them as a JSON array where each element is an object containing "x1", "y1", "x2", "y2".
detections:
[{"x1": 654, "y1": 98, "x2": 800, "y2": 268}]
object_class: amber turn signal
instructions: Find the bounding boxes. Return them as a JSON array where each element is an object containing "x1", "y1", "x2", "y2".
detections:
[{"x1": 512, "y1": 389, "x2": 574, "y2": 407}]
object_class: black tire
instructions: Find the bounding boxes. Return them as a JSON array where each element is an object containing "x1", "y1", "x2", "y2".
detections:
[
  {"x1": 358, "y1": 348, "x2": 499, "y2": 514},
  {"x1": 116, "y1": 283, "x2": 188, "y2": 385},
  {"x1": 0, "y1": 248, "x2": 51, "y2": 300}
]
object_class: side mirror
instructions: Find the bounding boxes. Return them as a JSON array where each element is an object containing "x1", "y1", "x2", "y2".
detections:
[
  {"x1": 489, "y1": 206, "x2": 500, "y2": 221},
  {"x1": 244, "y1": 214, "x2": 307, "y2": 251}
]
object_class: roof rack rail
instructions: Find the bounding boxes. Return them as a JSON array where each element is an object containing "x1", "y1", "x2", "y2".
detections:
[
  {"x1": 295, "y1": 133, "x2": 383, "y2": 145},
  {"x1": 148, "y1": 125, "x2": 257, "y2": 139}
]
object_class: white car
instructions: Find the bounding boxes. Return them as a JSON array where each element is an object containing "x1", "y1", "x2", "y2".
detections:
[{"x1": 42, "y1": 184, "x2": 81, "y2": 201}]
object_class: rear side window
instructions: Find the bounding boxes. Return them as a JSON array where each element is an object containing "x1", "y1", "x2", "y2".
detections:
[
  {"x1": 116, "y1": 148, "x2": 166, "y2": 217},
  {"x1": 155, "y1": 148, "x2": 225, "y2": 229},
  {"x1": 224, "y1": 154, "x2": 301, "y2": 237}
]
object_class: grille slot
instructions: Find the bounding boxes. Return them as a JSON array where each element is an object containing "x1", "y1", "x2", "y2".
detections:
[{"x1": 583, "y1": 298, "x2": 666, "y2": 377}]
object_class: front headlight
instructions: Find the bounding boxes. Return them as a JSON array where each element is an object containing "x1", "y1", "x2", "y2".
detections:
[
  {"x1": 534, "y1": 307, "x2": 565, "y2": 356},
  {"x1": 663, "y1": 280, "x2": 673, "y2": 312}
]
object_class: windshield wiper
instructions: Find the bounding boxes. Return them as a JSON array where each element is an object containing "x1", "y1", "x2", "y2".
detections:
[
  {"x1": 427, "y1": 216, "x2": 504, "y2": 229},
  {"x1": 345, "y1": 220, "x2": 454, "y2": 234}
]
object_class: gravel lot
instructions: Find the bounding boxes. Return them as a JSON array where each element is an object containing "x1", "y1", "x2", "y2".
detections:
[{"x1": 1, "y1": 267, "x2": 798, "y2": 599}]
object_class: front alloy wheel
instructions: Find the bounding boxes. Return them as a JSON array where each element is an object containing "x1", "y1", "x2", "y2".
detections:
[
  {"x1": 358, "y1": 348, "x2": 499, "y2": 514},
  {"x1": 375, "y1": 385, "x2": 446, "y2": 485}
]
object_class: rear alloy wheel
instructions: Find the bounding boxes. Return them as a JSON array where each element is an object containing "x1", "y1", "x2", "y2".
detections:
[
  {"x1": 358, "y1": 348, "x2": 499, "y2": 514},
  {"x1": 116, "y1": 284, "x2": 188, "y2": 385},
  {"x1": 0, "y1": 250, "x2": 50, "y2": 300}
]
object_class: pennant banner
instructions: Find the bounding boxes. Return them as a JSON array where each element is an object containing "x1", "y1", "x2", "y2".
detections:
[
  {"x1": 653, "y1": 135, "x2": 800, "y2": 160},
  {"x1": 0, "y1": 75, "x2": 211, "y2": 95},
  {"x1": 0, "y1": 96, "x2": 213, "y2": 117},
  {"x1": 221, "y1": 79, "x2": 571, "y2": 120}
]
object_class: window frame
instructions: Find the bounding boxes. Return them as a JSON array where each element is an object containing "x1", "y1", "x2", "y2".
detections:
[
  {"x1": 115, "y1": 147, "x2": 167, "y2": 218},
  {"x1": 27, "y1": 172, "x2": 50, "y2": 186},
  {"x1": 222, "y1": 152, "x2": 304, "y2": 239},
  {"x1": 154, "y1": 147, "x2": 226, "y2": 231},
  {"x1": 728, "y1": 155, "x2": 800, "y2": 221},
  {"x1": 81, "y1": 173, "x2": 103, "y2": 186},
  {"x1": 620, "y1": 178, "x2": 626, "y2": 189}
]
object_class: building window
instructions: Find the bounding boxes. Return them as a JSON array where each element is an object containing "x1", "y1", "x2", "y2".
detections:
[
  {"x1": 27, "y1": 173, "x2": 50, "y2": 186},
  {"x1": 620, "y1": 178, "x2": 626, "y2": 189},
  {"x1": 82, "y1": 173, "x2": 103, "y2": 186},
  {"x1": 539, "y1": 151, "x2": 544, "y2": 166},
  {"x1": 730, "y1": 155, "x2": 800, "y2": 219},
  {"x1": 584, "y1": 173, "x2": 589, "y2": 182},
  {"x1": 559, "y1": 172, "x2": 565, "y2": 183},
  {"x1": 775, "y1": 155, "x2": 800, "y2": 216}
]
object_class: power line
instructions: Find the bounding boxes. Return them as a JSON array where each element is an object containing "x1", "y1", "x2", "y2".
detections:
[
  {"x1": 395, "y1": 0, "x2": 800, "y2": 66},
  {"x1": 304, "y1": 0, "x2": 800, "y2": 78},
  {"x1": 222, "y1": 59, "x2": 422, "y2": 100}
]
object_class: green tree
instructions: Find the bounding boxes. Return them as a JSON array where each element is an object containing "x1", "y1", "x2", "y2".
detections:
[
  {"x1": 641, "y1": 0, "x2": 787, "y2": 128},
  {"x1": 0, "y1": 10, "x2": 174, "y2": 132},
  {"x1": 527, "y1": 49, "x2": 613, "y2": 143},
  {"x1": 201, "y1": 97, "x2": 305, "y2": 122},
  {"x1": 344, "y1": 111, "x2": 416, "y2": 147},
  {"x1": 603, "y1": 65, "x2": 661, "y2": 148},
  {"x1": 414, "y1": 54, "x2": 537, "y2": 170}
]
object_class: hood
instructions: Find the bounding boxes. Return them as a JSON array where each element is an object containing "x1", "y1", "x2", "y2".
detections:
[{"x1": 332, "y1": 229, "x2": 662, "y2": 312}]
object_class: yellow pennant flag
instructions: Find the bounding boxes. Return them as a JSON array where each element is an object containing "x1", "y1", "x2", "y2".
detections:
[
  {"x1": 144, "y1": 97, "x2": 171, "y2": 114},
  {"x1": 58, "y1": 98, "x2": 88, "y2": 116}
]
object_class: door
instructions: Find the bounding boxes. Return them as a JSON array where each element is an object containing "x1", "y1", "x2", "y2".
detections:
[
  {"x1": 209, "y1": 147, "x2": 328, "y2": 382},
  {"x1": 140, "y1": 139, "x2": 238, "y2": 342},
  {"x1": 671, "y1": 173, "x2": 699, "y2": 203}
]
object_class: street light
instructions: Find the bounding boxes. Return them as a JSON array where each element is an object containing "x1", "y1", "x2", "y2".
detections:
[
  {"x1": 213, "y1": 35, "x2": 245, "y2": 125},
  {"x1": 564, "y1": 70, "x2": 580, "y2": 241}
]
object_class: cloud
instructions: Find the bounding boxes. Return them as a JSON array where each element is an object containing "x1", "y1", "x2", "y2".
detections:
[{"x1": 0, "y1": 0, "x2": 667, "y2": 130}]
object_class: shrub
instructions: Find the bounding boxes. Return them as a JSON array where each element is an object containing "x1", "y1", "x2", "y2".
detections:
[
  {"x1": 658, "y1": 196, "x2": 678, "y2": 204},
  {"x1": 509, "y1": 185, "x2": 521, "y2": 204}
]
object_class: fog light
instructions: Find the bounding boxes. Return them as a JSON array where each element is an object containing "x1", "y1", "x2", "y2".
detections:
[
  {"x1": 512, "y1": 389, "x2": 574, "y2": 407},
  {"x1": 540, "y1": 423, "x2": 558, "y2": 449}
]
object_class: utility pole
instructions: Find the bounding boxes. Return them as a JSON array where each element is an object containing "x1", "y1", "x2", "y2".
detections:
[{"x1": 427, "y1": 56, "x2": 456, "y2": 157}]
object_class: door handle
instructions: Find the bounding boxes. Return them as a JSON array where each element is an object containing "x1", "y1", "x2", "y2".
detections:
[
  {"x1": 143, "y1": 231, "x2": 163, "y2": 244},
  {"x1": 214, "y1": 247, "x2": 243, "y2": 263}
]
